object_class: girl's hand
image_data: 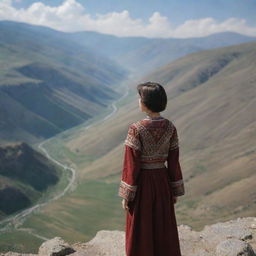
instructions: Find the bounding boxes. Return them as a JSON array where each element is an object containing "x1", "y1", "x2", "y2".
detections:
[
  {"x1": 173, "y1": 196, "x2": 178, "y2": 204},
  {"x1": 122, "y1": 199, "x2": 129, "y2": 211}
]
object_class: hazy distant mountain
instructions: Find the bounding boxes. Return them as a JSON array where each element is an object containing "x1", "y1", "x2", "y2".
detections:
[
  {"x1": 0, "y1": 21, "x2": 127, "y2": 144},
  {"x1": 0, "y1": 142, "x2": 60, "y2": 218},
  {"x1": 69, "y1": 31, "x2": 256, "y2": 74}
]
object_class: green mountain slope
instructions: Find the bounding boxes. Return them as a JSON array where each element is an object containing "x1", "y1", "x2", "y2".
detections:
[{"x1": 0, "y1": 21, "x2": 127, "y2": 144}]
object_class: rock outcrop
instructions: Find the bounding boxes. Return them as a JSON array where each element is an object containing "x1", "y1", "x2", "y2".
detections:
[{"x1": 0, "y1": 217, "x2": 255, "y2": 256}]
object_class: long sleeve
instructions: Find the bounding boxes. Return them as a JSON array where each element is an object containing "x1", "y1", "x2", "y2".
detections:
[
  {"x1": 167, "y1": 126, "x2": 185, "y2": 197},
  {"x1": 118, "y1": 124, "x2": 141, "y2": 201}
]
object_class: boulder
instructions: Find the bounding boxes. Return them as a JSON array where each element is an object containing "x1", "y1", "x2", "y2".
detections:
[
  {"x1": 216, "y1": 238, "x2": 255, "y2": 256},
  {"x1": 38, "y1": 237, "x2": 75, "y2": 256}
]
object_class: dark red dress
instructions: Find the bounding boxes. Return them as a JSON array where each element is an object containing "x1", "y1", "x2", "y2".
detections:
[{"x1": 118, "y1": 116, "x2": 185, "y2": 256}]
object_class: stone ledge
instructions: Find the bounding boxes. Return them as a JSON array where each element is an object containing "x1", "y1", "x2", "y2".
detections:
[{"x1": 1, "y1": 217, "x2": 255, "y2": 256}]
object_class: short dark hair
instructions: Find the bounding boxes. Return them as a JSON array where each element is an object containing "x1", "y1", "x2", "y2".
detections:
[{"x1": 137, "y1": 82, "x2": 167, "y2": 112}]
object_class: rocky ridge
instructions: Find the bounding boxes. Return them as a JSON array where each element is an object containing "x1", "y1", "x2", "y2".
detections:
[{"x1": 0, "y1": 217, "x2": 255, "y2": 256}]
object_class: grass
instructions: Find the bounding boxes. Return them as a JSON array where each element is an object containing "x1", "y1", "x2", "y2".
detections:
[
  {"x1": 36, "y1": 165, "x2": 71, "y2": 204},
  {"x1": 0, "y1": 179, "x2": 125, "y2": 252},
  {"x1": 20, "y1": 179, "x2": 125, "y2": 243},
  {"x1": 0, "y1": 230, "x2": 42, "y2": 254},
  {"x1": 39, "y1": 138, "x2": 96, "y2": 167}
]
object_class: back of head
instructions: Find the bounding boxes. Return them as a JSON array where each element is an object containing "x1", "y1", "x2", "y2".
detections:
[{"x1": 137, "y1": 82, "x2": 167, "y2": 112}]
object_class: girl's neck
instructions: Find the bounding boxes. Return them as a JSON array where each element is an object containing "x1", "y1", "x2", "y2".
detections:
[{"x1": 146, "y1": 112, "x2": 161, "y2": 118}]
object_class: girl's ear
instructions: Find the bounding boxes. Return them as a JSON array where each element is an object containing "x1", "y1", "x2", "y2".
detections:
[
  {"x1": 139, "y1": 98, "x2": 144, "y2": 112},
  {"x1": 141, "y1": 102, "x2": 149, "y2": 113}
]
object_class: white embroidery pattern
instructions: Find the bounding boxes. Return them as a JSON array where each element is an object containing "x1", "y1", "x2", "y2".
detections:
[
  {"x1": 124, "y1": 125, "x2": 141, "y2": 151},
  {"x1": 118, "y1": 180, "x2": 137, "y2": 201}
]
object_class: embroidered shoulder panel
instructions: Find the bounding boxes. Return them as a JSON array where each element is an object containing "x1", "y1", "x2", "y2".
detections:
[
  {"x1": 133, "y1": 119, "x2": 178, "y2": 164},
  {"x1": 124, "y1": 123, "x2": 141, "y2": 151},
  {"x1": 124, "y1": 119, "x2": 180, "y2": 163}
]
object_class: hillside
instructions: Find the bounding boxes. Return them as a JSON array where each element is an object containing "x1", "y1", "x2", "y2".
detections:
[
  {"x1": 0, "y1": 21, "x2": 127, "y2": 144},
  {"x1": 36, "y1": 41, "x2": 256, "y2": 238},
  {"x1": 9, "y1": 41, "x2": 255, "y2": 252},
  {"x1": 103, "y1": 41, "x2": 256, "y2": 222},
  {"x1": 0, "y1": 142, "x2": 63, "y2": 220}
]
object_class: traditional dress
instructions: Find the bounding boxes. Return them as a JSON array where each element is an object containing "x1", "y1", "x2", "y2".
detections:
[{"x1": 118, "y1": 115, "x2": 185, "y2": 256}]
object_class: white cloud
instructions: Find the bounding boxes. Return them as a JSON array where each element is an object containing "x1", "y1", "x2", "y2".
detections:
[{"x1": 0, "y1": 0, "x2": 256, "y2": 38}]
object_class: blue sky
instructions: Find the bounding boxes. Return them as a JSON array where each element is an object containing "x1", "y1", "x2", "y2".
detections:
[
  {"x1": 1, "y1": 0, "x2": 256, "y2": 38},
  {"x1": 13, "y1": 0, "x2": 256, "y2": 26}
]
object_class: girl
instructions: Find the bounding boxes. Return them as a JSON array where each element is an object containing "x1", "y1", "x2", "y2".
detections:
[{"x1": 118, "y1": 82, "x2": 185, "y2": 256}]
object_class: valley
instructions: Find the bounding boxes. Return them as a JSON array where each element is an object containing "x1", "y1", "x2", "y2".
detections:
[
  {"x1": 0, "y1": 21, "x2": 255, "y2": 254},
  {"x1": 0, "y1": 78, "x2": 130, "y2": 253},
  {"x1": 24, "y1": 41, "x2": 256, "y2": 249}
]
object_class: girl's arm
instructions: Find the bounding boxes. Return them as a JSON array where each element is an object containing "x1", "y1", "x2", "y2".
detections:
[
  {"x1": 167, "y1": 126, "x2": 185, "y2": 197},
  {"x1": 118, "y1": 124, "x2": 141, "y2": 202}
]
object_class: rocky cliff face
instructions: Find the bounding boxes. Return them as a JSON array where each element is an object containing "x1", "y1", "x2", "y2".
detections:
[{"x1": 1, "y1": 217, "x2": 255, "y2": 256}]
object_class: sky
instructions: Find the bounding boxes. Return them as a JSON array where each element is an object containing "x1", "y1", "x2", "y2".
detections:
[{"x1": 0, "y1": 0, "x2": 256, "y2": 38}]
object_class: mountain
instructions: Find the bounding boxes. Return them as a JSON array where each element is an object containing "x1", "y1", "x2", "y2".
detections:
[
  {"x1": 0, "y1": 21, "x2": 127, "y2": 144},
  {"x1": 8, "y1": 41, "x2": 254, "y2": 251},
  {"x1": 3, "y1": 21, "x2": 254, "y2": 77},
  {"x1": 68, "y1": 31, "x2": 256, "y2": 74},
  {"x1": 45, "y1": 41, "x2": 256, "y2": 235},
  {"x1": 0, "y1": 142, "x2": 61, "y2": 219},
  {"x1": 0, "y1": 21, "x2": 255, "y2": 251}
]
